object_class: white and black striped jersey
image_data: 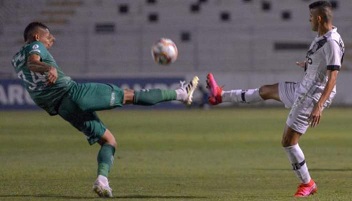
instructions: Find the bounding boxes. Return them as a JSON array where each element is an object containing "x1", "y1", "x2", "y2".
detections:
[{"x1": 297, "y1": 27, "x2": 344, "y2": 104}]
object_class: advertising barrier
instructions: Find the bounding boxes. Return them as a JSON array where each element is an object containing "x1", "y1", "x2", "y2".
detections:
[{"x1": 0, "y1": 77, "x2": 186, "y2": 110}]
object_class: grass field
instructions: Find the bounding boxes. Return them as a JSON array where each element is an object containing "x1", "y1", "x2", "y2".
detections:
[{"x1": 1, "y1": 107, "x2": 352, "y2": 201}]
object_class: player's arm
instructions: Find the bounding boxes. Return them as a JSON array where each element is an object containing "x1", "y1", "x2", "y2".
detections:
[
  {"x1": 27, "y1": 54, "x2": 58, "y2": 84},
  {"x1": 309, "y1": 38, "x2": 343, "y2": 127},
  {"x1": 309, "y1": 70, "x2": 338, "y2": 127}
]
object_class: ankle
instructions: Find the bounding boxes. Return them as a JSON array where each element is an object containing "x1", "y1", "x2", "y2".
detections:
[{"x1": 97, "y1": 175, "x2": 108, "y2": 182}]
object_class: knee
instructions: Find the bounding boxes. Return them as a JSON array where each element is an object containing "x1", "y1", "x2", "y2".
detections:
[
  {"x1": 281, "y1": 128, "x2": 301, "y2": 147},
  {"x1": 281, "y1": 137, "x2": 293, "y2": 147},
  {"x1": 259, "y1": 84, "x2": 279, "y2": 101},
  {"x1": 106, "y1": 137, "x2": 117, "y2": 149},
  {"x1": 99, "y1": 129, "x2": 117, "y2": 148},
  {"x1": 107, "y1": 140, "x2": 117, "y2": 149},
  {"x1": 259, "y1": 85, "x2": 270, "y2": 100},
  {"x1": 123, "y1": 89, "x2": 134, "y2": 104}
]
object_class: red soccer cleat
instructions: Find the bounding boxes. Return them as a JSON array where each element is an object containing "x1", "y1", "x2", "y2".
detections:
[
  {"x1": 206, "y1": 73, "x2": 223, "y2": 105},
  {"x1": 294, "y1": 179, "x2": 317, "y2": 197}
]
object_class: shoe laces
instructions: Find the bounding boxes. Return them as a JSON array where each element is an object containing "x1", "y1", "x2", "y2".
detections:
[
  {"x1": 180, "y1": 80, "x2": 186, "y2": 89},
  {"x1": 180, "y1": 80, "x2": 192, "y2": 93}
]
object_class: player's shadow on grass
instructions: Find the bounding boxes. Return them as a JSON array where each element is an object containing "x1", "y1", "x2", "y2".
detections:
[
  {"x1": 0, "y1": 194, "x2": 207, "y2": 199},
  {"x1": 309, "y1": 168, "x2": 352, "y2": 172},
  {"x1": 0, "y1": 195, "x2": 95, "y2": 200},
  {"x1": 117, "y1": 195, "x2": 207, "y2": 199},
  {"x1": 255, "y1": 168, "x2": 352, "y2": 172}
]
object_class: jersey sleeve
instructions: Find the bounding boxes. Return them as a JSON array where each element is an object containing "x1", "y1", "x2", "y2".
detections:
[
  {"x1": 324, "y1": 39, "x2": 343, "y2": 71},
  {"x1": 27, "y1": 41, "x2": 48, "y2": 58}
]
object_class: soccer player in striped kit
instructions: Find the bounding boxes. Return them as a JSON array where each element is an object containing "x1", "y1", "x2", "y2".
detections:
[{"x1": 207, "y1": 1, "x2": 344, "y2": 197}]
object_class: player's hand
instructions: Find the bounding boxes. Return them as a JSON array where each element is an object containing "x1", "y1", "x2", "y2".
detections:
[
  {"x1": 47, "y1": 67, "x2": 58, "y2": 85},
  {"x1": 295, "y1": 61, "x2": 306, "y2": 68},
  {"x1": 308, "y1": 104, "x2": 323, "y2": 127}
]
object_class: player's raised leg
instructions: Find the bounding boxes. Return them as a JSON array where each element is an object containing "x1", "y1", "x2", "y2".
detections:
[
  {"x1": 71, "y1": 76, "x2": 200, "y2": 112},
  {"x1": 176, "y1": 76, "x2": 200, "y2": 105},
  {"x1": 206, "y1": 73, "x2": 264, "y2": 105},
  {"x1": 132, "y1": 76, "x2": 199, "y2": 105},
  {"x1": 206, "y1": 73, "x2": 223, "y2": 105}
]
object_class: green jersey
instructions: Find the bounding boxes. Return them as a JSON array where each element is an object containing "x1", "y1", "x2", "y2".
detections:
[{"x1": 12, "y1": 41, "x2": 74, "y2": 115}]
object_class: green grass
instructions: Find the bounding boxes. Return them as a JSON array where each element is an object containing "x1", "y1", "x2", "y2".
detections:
[{"x1": 1, "y1": 108, "x2": 352, "y2": 201}]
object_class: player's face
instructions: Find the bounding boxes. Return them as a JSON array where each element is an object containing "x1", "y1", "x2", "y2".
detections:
[
  {"x1": 309, "y1": 9, "x2": 319, "y2": 32},
  {"x1": 37, "y1": 28, "x2": 56, "y2": 49}
]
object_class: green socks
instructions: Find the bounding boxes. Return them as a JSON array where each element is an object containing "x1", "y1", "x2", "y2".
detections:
[
  {"x1": 97, "y1": 144, "x2": 115, "y2": 177},
  {"x1": 133, "y1": 89, "x2": 177, "y2": 106}
]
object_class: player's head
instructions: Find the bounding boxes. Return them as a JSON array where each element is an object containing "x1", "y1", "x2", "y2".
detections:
[
  {"x1": 309, "y1": 1, "x2": 333, "y2": 32},
  {"x1": 24, "y1": 22, "x2": 55, "y2": 49}
]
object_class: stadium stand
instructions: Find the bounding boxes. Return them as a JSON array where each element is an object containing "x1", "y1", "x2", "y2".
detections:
[{"x1": 0, "y1": 0, "x2": 351, "y2": 78}]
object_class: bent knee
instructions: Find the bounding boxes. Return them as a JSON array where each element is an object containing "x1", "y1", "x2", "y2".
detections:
[
  {"x1": 281, "y1": 127, "x2": 301, "y2": 147},
  {"x1": 259, "y1": 84, "x2": 279, "y2": 101},
  {"x1": 99, "y1": 129, "x2": 117, "y2": 148},
  {"x1": 281, "y1": 138, "x2": 295, "y2": 147},
  {"x1": 258, "y1": 85, "x2": 271, "y2": 100},
  {"x1": 106, "y1": 140, "x2": 117, "y2": 148}
]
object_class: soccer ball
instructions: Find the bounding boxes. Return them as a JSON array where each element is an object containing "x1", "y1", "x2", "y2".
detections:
[{"x1": 151, "y1": 38, "x2": 178, "y2": 65}]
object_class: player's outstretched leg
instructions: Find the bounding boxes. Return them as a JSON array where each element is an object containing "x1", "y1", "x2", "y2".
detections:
[
  {"x1": 206, "y1": 73, "x2": 223, "y2": 105},
  {"x1": 133, "y1": 76, "x2": 199, "y2": 106},
  {"x1": 294, "y1": 179, "x2": 317, "y2": 197},
  {"x1": 206, "y1": 73, "x2": 264, "y2": 105},
  {"x1": 176, "y1": 76, "x2": 199, "y2": 105},
  {"x1": 93, "y1": 175, "x2": 113, "y2": 198}
]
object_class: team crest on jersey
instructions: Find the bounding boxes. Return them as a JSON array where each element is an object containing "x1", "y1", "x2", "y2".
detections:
[{"x1": 31, "y1": 44, "x2": 41, "y2": 53}]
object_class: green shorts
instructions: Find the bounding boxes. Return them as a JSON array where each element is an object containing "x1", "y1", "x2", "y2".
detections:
[{"x1": 58, "y1": 82, "x2": 124, "y2": 145}]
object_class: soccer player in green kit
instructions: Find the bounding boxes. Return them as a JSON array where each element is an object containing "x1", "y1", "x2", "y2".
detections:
[{"x1": 12, "y1": 22, "x2": 199, "y2": 198}]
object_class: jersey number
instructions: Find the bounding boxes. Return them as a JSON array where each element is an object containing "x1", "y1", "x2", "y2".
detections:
[{"x1": 17, "y1": 70, "x2": 46, "y2": 90}]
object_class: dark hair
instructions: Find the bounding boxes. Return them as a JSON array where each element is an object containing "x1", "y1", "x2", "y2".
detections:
[
  {"x1": 309, "y1": 1, "x2": 333, "y2": 22},
  {"x1": 23, "y1": 22, "x2": 49, "y2": 42},
  {"x1": 309, "y1": 1, "x2": 332, "y2": 9}
]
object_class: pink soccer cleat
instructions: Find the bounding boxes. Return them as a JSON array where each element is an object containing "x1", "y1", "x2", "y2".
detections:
[
  {"x1": 294, "y1": 179, "x2": 317, "y2": 197},
  {"x1": 206, "y1": 73, "x2": 223, "y2": 105}
]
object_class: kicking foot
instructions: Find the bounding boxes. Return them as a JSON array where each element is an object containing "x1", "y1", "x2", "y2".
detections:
[
  {"x1": 177, "y1": 76, "x2": 199, "y2": 105},
  {"x1": 294, "y1": 179, "x2": 317, "y2": 197},
  {"x1": 93, "y1": 175, "x2": 113, "y2": 198},
  {"x1": 206, "y1": 73, "x2": 223, "y2": 105}
]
